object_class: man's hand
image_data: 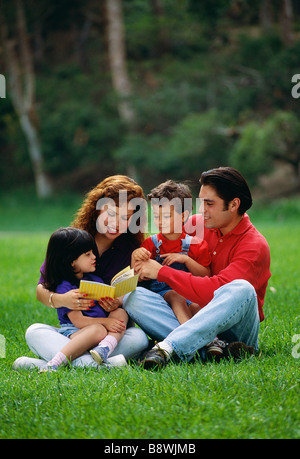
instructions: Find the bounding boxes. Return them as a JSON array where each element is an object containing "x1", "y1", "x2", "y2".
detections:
[{"x1": 134, "y1": 259, "x2": 162, "y2": 280}]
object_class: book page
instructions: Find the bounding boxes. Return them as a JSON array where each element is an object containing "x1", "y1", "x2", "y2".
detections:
[
  {"x1": 111, "y1": 266, "x2": 132, "y2": 285},
  {"x1": 111, "y1": 267, "x2": 135, "y2": 286},
  {"x1": 114, "y1": 274, "x2": 139, "y2": 297}
]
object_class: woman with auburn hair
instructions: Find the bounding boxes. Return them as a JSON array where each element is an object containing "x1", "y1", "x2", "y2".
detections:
[
  {"x1": 14, "y1": 175, "x2": 149, "y2": 371},
  {"x1": 72, "y1": 175, "x2": 146, "y2": 245}
]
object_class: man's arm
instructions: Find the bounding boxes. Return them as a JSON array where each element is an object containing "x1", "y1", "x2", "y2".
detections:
[{"x1": 137, "y1": 238, "x2": 270, "y2": 311}]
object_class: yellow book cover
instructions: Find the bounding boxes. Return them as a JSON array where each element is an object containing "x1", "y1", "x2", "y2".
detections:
[{"x1": 79, "y1": 266, "x2": 139, "y2": 300}]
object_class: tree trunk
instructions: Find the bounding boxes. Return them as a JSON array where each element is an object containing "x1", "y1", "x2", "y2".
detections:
[
  {"x1": 104, "y1": 0, "x2": 138, "y2": 180},
  {"x1": 105, "y1": 0, "x2": 135, "y2": 128},
  {"x1": 19, "y1": 112, "x2": 53, "y2": 198},
  {"x1": 281, "y1": 0, "x2": 294, "y2": 46},
  {"x1": 149, "y1": 0, "x2": 170, "y2": 54},
  {"x1": 0, "y1": 0, "x2": 53, "y2": 198},
  {"x1": 259, "y1": 0, "x2": 273, "y2": 30}
]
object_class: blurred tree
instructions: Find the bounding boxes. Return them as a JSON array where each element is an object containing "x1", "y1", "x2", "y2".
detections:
[
  {"x1": 105, "y1": 0, "x2": 138, "y2": 179},
  {"x1": 0, "y1": 0, "x2": 53, "y2": 198},
  {"x1": 105, "y1": 0, "x2": 135, "y2": 127},
  {"x1": 113, "y1": 109, "x2": 234, "y2": 187},
  {"x1": 148, "y1": 0, "x2": 170, "y2": 55},
  {"x1": 162, "y1": 110, "x2": 232, "y2": 179},
  {"x1": 230, "y1": 111, "x2": 300, "y2": 189},
  {"x1": 281, "y1": 0, "x2": 294, "y2": 46},
  {"x1": 259, "y1": 0, "x2": 274, "y2": 30},
  {"x1": 0, "y1": 0, "x2": 299, "y2": 195}
]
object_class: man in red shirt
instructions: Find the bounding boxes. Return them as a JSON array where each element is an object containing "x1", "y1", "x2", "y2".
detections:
[{"x1": 124, "y1": 167, "x2": 271, "y2": 368}]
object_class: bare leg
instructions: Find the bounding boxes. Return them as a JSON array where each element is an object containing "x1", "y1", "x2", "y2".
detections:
[
  {"x1": 189, "y1": 302, "x2": 201, "y2": 316},
  {"x1": 90, "y1": 308, "x2": 129, "y2": 364},
  {"x1": 107, "y1": 308, "x2": 128, "y2": 342},
  {"x1": 59, "y1": 323, "x2": 107, "y2": 362},
  {"x1": 164, "y1": 290, "x2": 193, "y2": 324}
]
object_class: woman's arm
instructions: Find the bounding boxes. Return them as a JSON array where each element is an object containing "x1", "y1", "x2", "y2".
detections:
[{"x1": 36, "y1": 283, "x2": 94, "y2": 310}]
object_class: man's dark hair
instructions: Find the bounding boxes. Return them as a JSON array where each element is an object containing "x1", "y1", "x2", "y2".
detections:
[{"x1": 200, "y1": 167, "x2": 252, "y2": 215}]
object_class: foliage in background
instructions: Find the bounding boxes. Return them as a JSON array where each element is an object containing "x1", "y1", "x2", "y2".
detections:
[
  {"x1": 231, "y1": 111, "x2": 300, "y2": 187},
  {"x1": 1, "y1": 0, "x2": 300, "y2": 195}
]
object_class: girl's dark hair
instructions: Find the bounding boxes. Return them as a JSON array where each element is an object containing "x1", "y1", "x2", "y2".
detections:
[
  {"x1": 200, "y1": 167, "x2": 252, "y2": 215},
  {"x1": 42, "y1": 227, "x2": 97, "y2": 291}
]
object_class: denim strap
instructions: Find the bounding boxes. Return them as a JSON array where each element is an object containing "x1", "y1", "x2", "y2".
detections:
[
  {"x1": 181, "y1": 234, "x2": 192, "y2": 253},
  {"x1": 151, "y1": 234, "x2": 162, "y2": 254}
]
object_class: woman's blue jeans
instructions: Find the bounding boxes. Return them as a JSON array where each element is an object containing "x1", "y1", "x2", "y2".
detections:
[{"x1": 123, "y1": 279, "x2": 260, "y2": 362}]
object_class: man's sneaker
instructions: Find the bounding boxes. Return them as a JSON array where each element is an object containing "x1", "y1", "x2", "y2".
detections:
[
  {"x1": 206, "y1": 338, "x2": 228, "y2": 362},
  {"x1": 224, "y1": 341, "x2": 255, "y2": 361},
  {"x1": 140, "y1": 346, "x2": 170, "y2": 370}
]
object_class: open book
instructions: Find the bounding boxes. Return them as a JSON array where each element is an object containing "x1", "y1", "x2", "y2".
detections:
[{"x1": 79, "y1": 266, "x2": 139, "y2": 300}]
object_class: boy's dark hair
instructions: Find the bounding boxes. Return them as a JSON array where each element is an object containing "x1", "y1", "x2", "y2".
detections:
[
  {"x1": 42, "y1": 227, "x2": 98, "y2": 291},
  {"x1": 200, "y1": 167, "x2": 252, "y2": 215},
  {"x1": 147, "y1": 180, "x2": 193, "y2": 214}
]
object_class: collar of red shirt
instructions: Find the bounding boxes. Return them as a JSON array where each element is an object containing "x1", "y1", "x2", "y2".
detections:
[
  {"x1": 212, "y1": 214, "x2": 252, "y2": 239},
  {"x1": 158, "y1": 230, "x2": 186, "y2": 242}
]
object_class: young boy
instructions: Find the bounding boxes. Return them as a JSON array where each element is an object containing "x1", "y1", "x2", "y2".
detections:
[{"x1": 132, "y1": 180, "x2": 211, "y2": 324}]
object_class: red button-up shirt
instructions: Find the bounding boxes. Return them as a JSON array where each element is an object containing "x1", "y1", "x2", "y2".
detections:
[{"x1": 157, "y1": 214, "x2": 271, "y2": 321}]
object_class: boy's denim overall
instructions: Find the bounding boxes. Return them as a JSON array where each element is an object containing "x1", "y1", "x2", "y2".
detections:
[{"x1": 141, "y1": 234, "x2": 193, "y2": 304}]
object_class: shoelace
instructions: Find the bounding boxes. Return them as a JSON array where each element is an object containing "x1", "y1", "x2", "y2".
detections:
[
  {"x1": 207, "y1": 339, "x2": 228, "y2": 349},
  {"x1": 152, "y1": 346, "x2": 170, "y2": 358}
]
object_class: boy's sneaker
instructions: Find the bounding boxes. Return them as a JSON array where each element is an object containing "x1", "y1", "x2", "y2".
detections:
[
  {"x1": 206, "y1": 339, "x2": 255, "y2": 362},
  {"x1": 224, "y1": 341, "x2": 255, "y2": 361},
  {"x1": 206, "y1": 338, "x2": 228, "y2": 362}
]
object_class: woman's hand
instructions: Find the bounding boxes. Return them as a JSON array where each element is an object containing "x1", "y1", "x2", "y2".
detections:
[
  {"x1": 98, "y1": 296, "x2": 122, "y2": 312},
  {"x1": 60, "y1": 289, "x2": 95, "y2": 310}
]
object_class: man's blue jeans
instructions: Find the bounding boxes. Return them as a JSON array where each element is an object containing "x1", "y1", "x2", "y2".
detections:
[{"x1": 123, "y1": 279, "x2": 260, "y2": 362}]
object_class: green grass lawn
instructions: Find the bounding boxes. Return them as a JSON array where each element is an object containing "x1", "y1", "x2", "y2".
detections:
[{"x1": 0, "y1": 197, "x2": 299, "y2": 439}]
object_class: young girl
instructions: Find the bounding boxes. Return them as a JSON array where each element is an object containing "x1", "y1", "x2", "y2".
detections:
[{"x1": 42, "y1": 227, "x2": 128, "y2": 371}]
